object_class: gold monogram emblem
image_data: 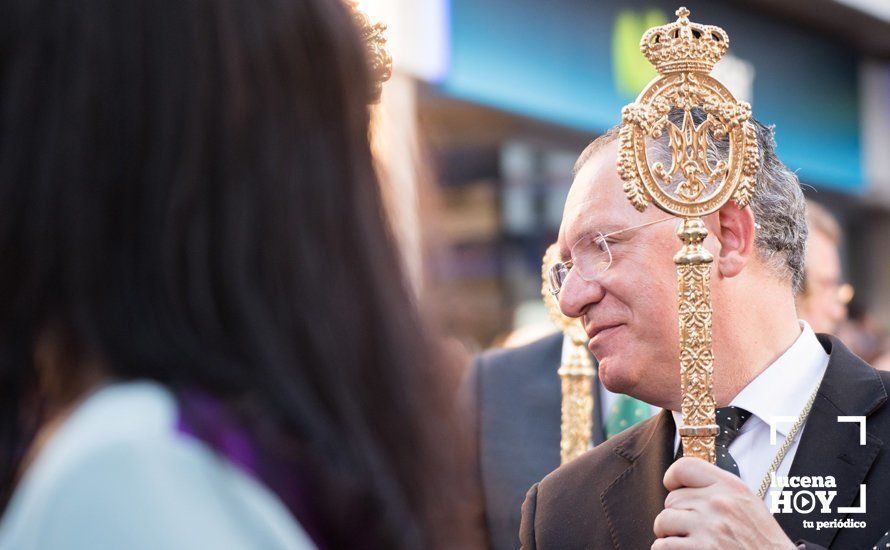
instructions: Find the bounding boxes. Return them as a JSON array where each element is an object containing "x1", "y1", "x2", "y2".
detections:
[
  {"x1": 618, "y1": 7, "x2": 758, "y2": 217},
  {"x1": 655, "y1": 108, "x2": 724, "y2": 201}
]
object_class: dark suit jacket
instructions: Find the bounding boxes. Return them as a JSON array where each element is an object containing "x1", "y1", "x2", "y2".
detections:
[
  {"x1": 520, "y1": 335, "x2": 890, "y2": 549},
  {"x1": 465, "y1": 333, "x2": 606, "y2": 550}
]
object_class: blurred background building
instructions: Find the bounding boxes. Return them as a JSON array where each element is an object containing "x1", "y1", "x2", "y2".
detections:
[{"x1": 358, "y1": 0, "x2": 890, "y2": 356}]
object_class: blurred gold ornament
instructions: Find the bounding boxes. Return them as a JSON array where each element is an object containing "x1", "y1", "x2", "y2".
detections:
[
  {"x1": 345, "y1": 1, "x2": 393, "y2": 103},
  {"x1": 839, "y1": 283, "x2": 855, "y2": 305},
  {"x1": 542, "y1": 244, "x2": 595, "y2": 464},
  {"x1": 616, "y1": 7, "x2": 761, "y2": 462}
]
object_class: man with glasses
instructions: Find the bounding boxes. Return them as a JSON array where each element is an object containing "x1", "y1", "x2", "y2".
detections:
[
  {"x1": 519, "y1": 109, "x2": 890, "y2": 549},
  {"x1": 797, "y1": 201, "x2": 850, "y2": 335}
]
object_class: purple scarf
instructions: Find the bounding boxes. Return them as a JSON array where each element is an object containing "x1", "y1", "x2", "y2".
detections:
[{"x1": 175, "y1": 391, "x2": 328, "y2": 548}]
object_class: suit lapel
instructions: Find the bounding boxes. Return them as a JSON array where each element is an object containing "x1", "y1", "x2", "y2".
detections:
[
  {"x1": 774, "y1": 335, "x2": 887, "y2": 546},
  {"x1": 601, "y1": 410, "x2": 675, "y2": 549}
]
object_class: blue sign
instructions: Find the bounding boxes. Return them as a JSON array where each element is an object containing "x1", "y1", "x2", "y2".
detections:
[{"x1": 440, "y1": 0, "x2": 862, "y2": 192}]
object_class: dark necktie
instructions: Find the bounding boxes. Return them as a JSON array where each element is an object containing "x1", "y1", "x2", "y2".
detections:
[
  {"x1": 675, "y1": 406, "x2": 751, "y2": 477},
  {"x1": 715, "y1": 406, "x2": 751, "y2": 476}
]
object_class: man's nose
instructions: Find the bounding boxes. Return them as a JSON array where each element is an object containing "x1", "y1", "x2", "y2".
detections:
[{"x1": 558, "y1": 270, "x2": 605, "y2": 318}]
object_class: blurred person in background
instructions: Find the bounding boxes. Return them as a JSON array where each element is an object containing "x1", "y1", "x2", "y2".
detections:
[
  {"x1": 0, "y1": 1, "x2": 476, "y2": 549},
  {"x1": 797, "y1": 201, "x2": 849, "y2": 334},
  {"x1": 838, "y1": 301, "x2": 890, "y2": 367}
]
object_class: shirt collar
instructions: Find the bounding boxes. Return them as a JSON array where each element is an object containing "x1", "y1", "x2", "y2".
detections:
[{"x1": 671, "y1": 321, "x2": 829, "y2": 438}]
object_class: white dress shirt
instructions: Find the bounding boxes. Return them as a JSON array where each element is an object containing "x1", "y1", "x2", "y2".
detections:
[{"x1": 671, "y1": 321, "x2": 829, "y2": 509}]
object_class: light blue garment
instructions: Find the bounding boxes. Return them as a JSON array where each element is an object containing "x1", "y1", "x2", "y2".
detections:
[{"x1": 0, "y1": 381, "x2": 315, "y2": 550}]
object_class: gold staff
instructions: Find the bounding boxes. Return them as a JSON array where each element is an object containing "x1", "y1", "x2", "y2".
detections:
[
  {"x1": 542, "y1": 244, "x2": 595, "y2": 464},
  {"x1": 616, "y1": 7, "x2": 760, "y2": 462}
]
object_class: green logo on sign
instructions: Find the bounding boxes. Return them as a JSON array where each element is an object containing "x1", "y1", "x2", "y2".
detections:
[{"x1": 612, "y1": 8, "x2": 667, "y2": 98}]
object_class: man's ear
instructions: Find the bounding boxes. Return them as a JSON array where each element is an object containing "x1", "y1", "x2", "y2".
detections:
[{"x1": 714, "y1": 201, "x2": 756, "y2": 279}]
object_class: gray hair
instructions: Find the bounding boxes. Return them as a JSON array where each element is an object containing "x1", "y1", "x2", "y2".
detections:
[{"x1": 576, "y1": 108, "x2": 808, "y2": 293}]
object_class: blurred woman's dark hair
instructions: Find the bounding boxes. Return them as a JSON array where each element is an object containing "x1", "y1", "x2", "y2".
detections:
[{"x1": 0, "y1": 0, "x2": 472, "y2": 547}]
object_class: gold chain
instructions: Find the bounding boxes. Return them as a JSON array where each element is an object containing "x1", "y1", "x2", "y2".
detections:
[{"x1": 755, "y1": 386, "x2": 821, "y2": 499}]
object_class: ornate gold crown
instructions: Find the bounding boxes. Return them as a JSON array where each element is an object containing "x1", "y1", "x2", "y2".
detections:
[{"x1": 640, "y1": 7, "x2": 729, "y2": 75}]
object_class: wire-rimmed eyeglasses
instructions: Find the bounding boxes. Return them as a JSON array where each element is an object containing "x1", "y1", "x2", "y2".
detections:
[{"x1": 548, "y1": 216, "x2": 675, "y2": 297}]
